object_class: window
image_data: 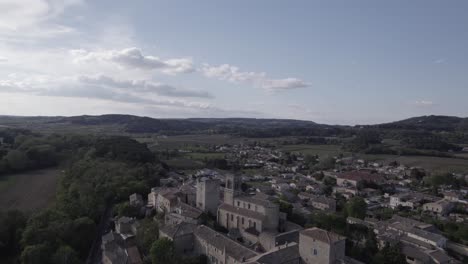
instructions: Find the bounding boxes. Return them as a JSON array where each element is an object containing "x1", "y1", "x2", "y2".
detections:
[
  {"x1": 231, "y1": 214, "x2": 234, "y2": 221},
  {"x1": 248, "y1": 203, "x2": 251, "y2": 209},
  {"x1": 237, "y1": 201, "x2": 240, "y2": 206},
  {"x1": 242, "y1": 217, "x2": 244, "y2": 225},
  {"x1": 313, "y1": 249, "x2": 318, "y2": 255}
]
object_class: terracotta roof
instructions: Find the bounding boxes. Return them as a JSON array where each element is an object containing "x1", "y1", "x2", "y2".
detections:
[{"x1": 300, "y1": 227, "x2": 345, "y2": 244}]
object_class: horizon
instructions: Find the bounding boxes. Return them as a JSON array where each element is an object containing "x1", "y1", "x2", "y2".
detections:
[
  {"x1": 1, "y1": 1, "x2": 468, "y2": 125},
  {"x1": 1, "y1": 113, "x2": 467, "y2": 127}
]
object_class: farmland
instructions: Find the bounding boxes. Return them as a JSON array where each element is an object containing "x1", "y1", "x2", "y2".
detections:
[{"x1": 0, "y1": 168, "x2": 61, "y2": 212}]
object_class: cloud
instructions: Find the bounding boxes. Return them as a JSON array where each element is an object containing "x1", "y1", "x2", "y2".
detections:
[
  {"x1": 200, "y1": 63, "x2": 309, "y2": 91},
  {"x1": 71, "y1": 47, "x2": 195, "y2": 75},
  {"x1": 0, "y1": 0, "x2": 82, "y2": 40},
  {"x1": 433, "y1": 58, "x2": 446, "y2": 64},
  {"x1": 77, "y1": 75, "x2": 213, "y2": 98},
  {"x1": 411, "y1": 100, "x2": 436, "y2": 107},
  {"x1": 0, "y1": 73, "x2": 216, "y2": 113}
]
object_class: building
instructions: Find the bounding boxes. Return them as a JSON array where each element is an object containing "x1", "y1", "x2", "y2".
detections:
[
  {"x1": 422, "y1": 199, "x2": 454, "y2": 216},
  {"x1": 299, "y1": 228, "x2": 346, "y2": 264},
  {"x1": 160, "y1": 223, "x2": 359, "y2": 264},
  {"x1": 389, "y1": 192, "x2": 438, "y2": 210},
  {"x1": 336, "y1": 171, "x2": 384, "y2": 187},
  {"x1": 129, "y1": 193, "x2": 144, "y2": 207},
  {"x1": 217, "y1": 175, "x2": 282, "y2": 242},
  {"x1": 298, "y1": 192, "x2": 336, "y2": 212},
  {"x1": 196, "y1": 176, "x2": 220, "y2": 215}
]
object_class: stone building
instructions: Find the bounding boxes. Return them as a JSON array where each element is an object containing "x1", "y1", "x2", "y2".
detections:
[
  {"x1": 299, "y1": 228, "x2": 346, "y2": 264},
  {"x1": 217, "y1": 175, "x2": 284, "y2": 245},
  {"x1": 196, "y1": 176, "x2": 220, "y2": 215},
  {"x1": 422, "y1": 199, "x2": 454, "y2": 216}
]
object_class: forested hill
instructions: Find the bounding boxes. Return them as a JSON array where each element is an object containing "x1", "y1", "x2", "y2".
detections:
[
  {"x1": 0, "y1": 114, "x2": 335, "y2": 136},
  {"x1": 371, "y1": 115, "x2": 468, "y2": 132},
  {"x1": 1, "y1": 114, "x2": 467, "y2": 136}
]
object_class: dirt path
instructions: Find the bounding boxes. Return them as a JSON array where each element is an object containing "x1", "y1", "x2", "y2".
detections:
[{"x1": 0, "y1": 168, "x2": 61, "y2": 212}]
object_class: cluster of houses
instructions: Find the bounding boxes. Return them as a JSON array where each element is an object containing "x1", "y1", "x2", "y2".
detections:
[{"x1": 100, "y1": 143, "x2": 468, "y2": 264}]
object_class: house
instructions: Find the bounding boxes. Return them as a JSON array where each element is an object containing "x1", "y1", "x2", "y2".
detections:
[
  {"x1": 129, "y1": 193, "x2": 144, "y2": 207},
  {"x1": 165, "y1": 203, "x2": 204, "y2": 225},
  {"x1": 299, "y1": 228, "x2": 346, "y2": 264},
  {"x1": 336, "y1": 171, "x2": 384, "y2": 187},
  {"x1": 389, "y1": 192, "x2": 438, "y2": 209},
  {"x1": 422, "y1": 199, "x2": 454, "y2": 216},
  {"x1": 101, "y1": 232, "x2": 143, "y2": 264},
  {"x1": 298, "y1": 192, "x2": 336, "y2": 212},
  {"x1": 159, "y1": 223, "x2": 197, "y2": 254},
  {"x1": 115, "y1": 217, "x2": 139, "y2": 238}
]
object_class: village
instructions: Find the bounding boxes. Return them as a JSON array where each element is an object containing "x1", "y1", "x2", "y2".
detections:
[{"x1": 101, "y1": 143, "x2": 468, "y2": 264}]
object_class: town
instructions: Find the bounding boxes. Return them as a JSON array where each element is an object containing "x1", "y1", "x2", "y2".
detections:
[{"x1": 102, "y1": 143, "x2": 468, "y2": 264}]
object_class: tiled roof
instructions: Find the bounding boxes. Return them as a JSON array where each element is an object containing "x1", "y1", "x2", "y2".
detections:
[
  {"x1": 194, "y1": 225, "x2": 258, "y2": 261},
  {"x1": 337, "y1": 171, "x2": 384, "y2": 182},
  {"x1": 219, "y1": 203, "x2": 266, "y2": 221},
  {"x1": 300, "y1": 227, "x2": 345, "y2": 244},
  {"x1": 236, "y1": 195, "x2": 277, "y2": 208}
]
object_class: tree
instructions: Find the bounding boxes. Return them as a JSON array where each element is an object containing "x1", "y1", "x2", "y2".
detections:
[
  {"x1": 150, "y1": 238, "x2": 175, "y2": 264},
  {"x1": 315, "y1": 156, "x2": 336, "y2": 170},
  {"x1": 345, "y1": 197, "x2": 367, "y2": 219},
  {"x1": 372, "y1": 242, "x2": 406, "y2": 264},
  {"x1": 51, "y1": 246, "x2": 81, "y2": 264},
  {"x1": 21, "y1": 244, "x2": 52, "y2": 264},
  {"x1": 137, "y1": 219, "x2": 159, "y2": 254}
]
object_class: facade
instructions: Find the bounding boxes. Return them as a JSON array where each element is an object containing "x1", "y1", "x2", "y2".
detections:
[
  {"x1": 196, "y1": 177, "x2": 220, "y2": 215},
  {"x1": 299, "y1": 228, "x2": 346, "y2": 264},
  {"x1": 422, "y1": 199, "x2": 454, "y2": 216}
]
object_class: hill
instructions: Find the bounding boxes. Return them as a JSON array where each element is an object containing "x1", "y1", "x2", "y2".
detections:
[{"x1": 373, "y1": 115, "x2": 468, "y2": 132}]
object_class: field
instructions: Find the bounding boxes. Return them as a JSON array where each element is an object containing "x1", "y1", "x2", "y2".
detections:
[
  {"x1": 391, "y1": 156, "x2": 468, "y2": 173},
  {"x1": 0, "y1": 168, "x2": 61, "y2": 212},
  {"x1": 278, "y1": 144, "x2": 348, "y2": 157}
]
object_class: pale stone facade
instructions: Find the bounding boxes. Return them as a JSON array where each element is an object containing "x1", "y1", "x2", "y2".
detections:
[
  {"x1": 299, "y1": 228, "x2": 346, "y2": 264},
  {"x1": 196, "y1": 177, "x2": 220, "y2": 215}
]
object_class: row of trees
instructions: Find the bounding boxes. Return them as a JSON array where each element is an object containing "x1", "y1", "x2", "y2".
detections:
[{"x1": 1, "y1": 134, "x2": 166, "y2": 264}]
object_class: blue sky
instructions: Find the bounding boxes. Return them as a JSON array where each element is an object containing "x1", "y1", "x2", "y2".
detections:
[{"x1": 0, "y1": 0, "x2": 467, "y2": 124}]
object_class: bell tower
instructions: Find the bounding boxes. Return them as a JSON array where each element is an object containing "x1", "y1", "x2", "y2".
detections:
[{"x1": 224, "y1": 174, "x2": 241, "y2": 205}]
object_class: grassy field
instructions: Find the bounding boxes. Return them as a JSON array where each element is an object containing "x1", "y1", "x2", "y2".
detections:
[
  {"x1": 391, "y1": 156, "x2": 468, "y2": 173},
  {"x1": 184, "y1": 152, "x2": 226, "y2": 160},
  {"x1": 0, "y1": 168, "x2": 61, "y2": 212},
  {"x1": 278, "y1": 144, "x2": 347, "y2": 157}
]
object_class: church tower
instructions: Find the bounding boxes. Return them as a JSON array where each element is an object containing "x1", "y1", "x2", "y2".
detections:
[{"x1": 224, "y1": 174, "x2": 242, "y2": 205}]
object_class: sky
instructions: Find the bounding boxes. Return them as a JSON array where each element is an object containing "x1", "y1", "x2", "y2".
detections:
[{"x1": 0, "y1": 0, "x2": 467, "y2": 125}]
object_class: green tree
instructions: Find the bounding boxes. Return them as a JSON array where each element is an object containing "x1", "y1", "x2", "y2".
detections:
[
  {"x1": 345, "y1": 197, "x2": 367, "y2": 219},
  {"x1": 372, "y1": 242, "x2": 406, "y2": 264},
  {"x1": 137, "y1": 219, "x2": 159, "y2": 254},
  {"x1": 51, "y1": 245, "x2": 81, "y2": 264},
  {"x1": 21, "y1": 244, "x2": 52, "y2": 264},
  {"x1": 150, "y1": 238, "x2": 175, "y2": 264}
]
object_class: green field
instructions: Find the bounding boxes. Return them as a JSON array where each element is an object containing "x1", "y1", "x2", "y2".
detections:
[{"x1": 278, "y1": 144, "x2": 347, "y2": 157}]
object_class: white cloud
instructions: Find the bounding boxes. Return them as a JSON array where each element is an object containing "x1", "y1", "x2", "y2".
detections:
[
  {"x1": 0, "y1": 0, "x2": 82, "y2": 40},
  {"x1": 411, "y1": 100, "x2": 435, "y2": 107},
  {"x1": 78, "y1": 75, "x2": 213, "y2": 98},
  {"x1": 71, "y1": 47, "x2": 195, "y2": 75},
  {"x1": 200, "y1": 63, "x2": 309, "y2": 91}
]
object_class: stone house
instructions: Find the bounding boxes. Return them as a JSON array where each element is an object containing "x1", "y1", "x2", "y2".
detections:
[{"x1": 299, "y1": 228, "x2": 346, "y2": 264}]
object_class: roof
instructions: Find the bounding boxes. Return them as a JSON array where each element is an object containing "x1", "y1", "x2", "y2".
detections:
[
  {"x1": 337, "y1": 171, "x2": 384, "y2": 182},
  {"x1": 126, "y1": 246, "x2": 143, "y2": 264},
  {"x1": 178, "y1": 203, "x2": 203, "y2": 219},
  {"x1": 219, "y1": 203, "x2": 266, "y2": 221},
  {"x1": 249, "y1": 243, "x2": 300, "y2": 264},
  {"x1": 160, "y1": 222, "x2": 196, "y2": 239},
  {"x1": 300, "y1": 227, "x2": 345, "y2": 244},
  {"x1": 235, "y1": 195, "x2": 277, "y2": 208},
  {"x1": 194, "y1": 225, "x2": 258, "y2": 261}
]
